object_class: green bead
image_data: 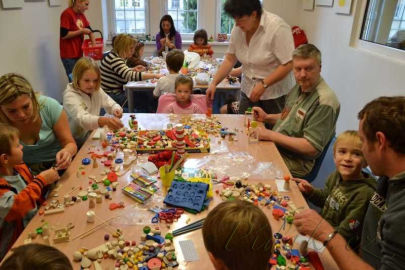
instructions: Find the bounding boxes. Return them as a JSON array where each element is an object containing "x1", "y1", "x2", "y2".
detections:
[
  {"x1": 104, "y1": 179, "x2": 111, "y2": 186},
  {"x1": 92, "y1": 183, "x2": 98, "y2": 190},
  {"x1": 36, "y1": 228, "x2": 43, "y2": 234},
  {"x1": 165, "y1": 233, "x2": 173, "y2": 240},
  {"x1": 300, "y1": 256, "x2": 308, "y2": 263},
  {"x1": 286, "y1": 215, "x2": 294, "y2": 224},
  {"x1": 82, "y1": 195, "x2": 88, "y2": 201},
  {"x1": 277, "y1": 255, "x2": 286, "y2": 266},
  {"x1": 143, "y1": 226, "x2": 151, "y2": 234}
]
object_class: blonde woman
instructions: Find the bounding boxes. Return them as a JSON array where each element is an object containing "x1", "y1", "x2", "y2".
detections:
[
  {"x1": 60, "y1": 0, "x2": 95, "y2": 81},
  {"x1": 0, "y1": 73, "x2": 77, "y2": 174},
  {"x1": 63, "y1": 57, "x2": 123, "y2": 146},
  {"x1": 100, "y1": 34, "x2": 162, "y2": 109}
]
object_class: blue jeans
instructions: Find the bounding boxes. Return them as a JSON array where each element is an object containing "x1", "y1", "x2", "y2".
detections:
[
  {"x1": 106, "y1": 91, "x2": 129, "y2": 112},
  {"x1": 61, "y1": 58, "x2": 80, "y2": 82}
]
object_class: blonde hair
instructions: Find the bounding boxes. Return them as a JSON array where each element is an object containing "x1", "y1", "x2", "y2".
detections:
[
  {"x1": 202, "y1": 200, "x2": 273, "y2": 270},
  {"x1": 0, "y1": 123, "x2": 19, "y2": 155},
  {"x1": 0, "y1": 73, "x2": 40, "y2": 124},
  {"x1": 112, "y1": 34, "x2": 136, "y2": 58},
  {"x1": 72, "y1": 57, "x2": 101, "y2": 91},
  {"x1": 69, "y1": 0, "x2": 87, "y2": 8},
  {"x1": 333, "y1": 130, "x2": 363, "y2": 155}
]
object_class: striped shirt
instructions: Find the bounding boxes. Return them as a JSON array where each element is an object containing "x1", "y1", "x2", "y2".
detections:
[{"x1": 100, "y1": 51, "x2": 142, "y2": 94}]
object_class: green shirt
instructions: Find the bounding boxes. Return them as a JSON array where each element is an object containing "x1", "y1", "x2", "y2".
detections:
[
  {"x1": 273, "y1": 78, "x2": 340, "y2": 177},
  {"x1": 308, "y1": 170, "x2": 376, "y2": 250},
  {"x1": 22, "y1": 95, "x2": 63, "y2": 166}
]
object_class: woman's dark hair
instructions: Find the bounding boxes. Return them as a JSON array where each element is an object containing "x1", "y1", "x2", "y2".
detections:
[
  {"x1": 224, "y1": 0, "x2": 262, "y2": 18},
  {"x1": 159, "y1": 14, "x2": 177, "y2": 40},
  {"x1": 193, "y1": 29, "x2": 208, "y2": 45},
  {"x1": 0, "y1": 244, "x2": 73, "y2": 270}
]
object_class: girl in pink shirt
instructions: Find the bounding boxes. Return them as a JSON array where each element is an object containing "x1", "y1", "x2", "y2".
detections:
[{"x1": 164, "y1": 75, "x2": 205, "y2": 114}]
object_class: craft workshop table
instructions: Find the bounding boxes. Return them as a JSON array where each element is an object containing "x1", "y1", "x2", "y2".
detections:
[{"x1": 9, "y1": 114, "x2": 338, "y2": 270}]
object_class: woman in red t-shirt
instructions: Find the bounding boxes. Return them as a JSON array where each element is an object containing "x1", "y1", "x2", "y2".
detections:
[{"x1": 60, "y1": 0, "x2": 95, "y2": 81}]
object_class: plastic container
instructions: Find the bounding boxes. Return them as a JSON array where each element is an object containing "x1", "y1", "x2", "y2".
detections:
[{"x1": 82, "y1": 30, "x2": 104, "y2": 60}]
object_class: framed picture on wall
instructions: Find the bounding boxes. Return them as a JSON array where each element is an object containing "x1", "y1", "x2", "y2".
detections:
[
  {"x1": 316, "y1": 0, "x2": 334, "y2": 7},
  {"x1": 49, "y1": 0, "x2": 61, "y2": 6},
  {"x1": 2, "y1": 0, "x2": 23, "y2": 9},
  {"x1": 303, "y1": 0, "x2": 315, "y2": 11},
  {"x1": 335, "y1": 0, "x2": 352, "y2": 15}
]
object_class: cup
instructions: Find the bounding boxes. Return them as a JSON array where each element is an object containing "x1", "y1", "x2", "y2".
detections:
[{"x1": 159, "y1": 165, "x2": 175, "y2": 189}]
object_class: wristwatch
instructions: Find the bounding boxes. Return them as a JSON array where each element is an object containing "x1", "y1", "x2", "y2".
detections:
[
  {"x1": 261, "y1": 80, "x2": 269, "y2": 89},
  {"x1": 323, "y1": 230, "x2": 338, "y2": 247}
]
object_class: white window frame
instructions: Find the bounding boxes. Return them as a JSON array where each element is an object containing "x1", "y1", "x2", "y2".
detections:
[
  {"x1": 107, "y1": 0, "x2": 150, "y2": 40},
  {"x1": 163, "y1": 0, "x2": 200, "y2": 40}
]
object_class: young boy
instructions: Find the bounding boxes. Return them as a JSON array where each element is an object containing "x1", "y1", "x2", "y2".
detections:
[
  {"x1": 294, "y1": 130, "x2": 376, "y2": 250},
  {"x1": 0, "y1": 124, "x2": 59, "y2": 260},
  {"x1": 153, "y1": 49, "x2": 184, "y2": 98},
  {"x1": 202, "y1": 200, "x2": 273, "y2": 270},
  {"x1": 162, "y1": 75, "x2": 205, "y2": 114}
]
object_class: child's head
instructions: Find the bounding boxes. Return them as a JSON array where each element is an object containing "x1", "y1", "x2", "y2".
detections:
[
  {"x1": 333, "y1": 130, "x2": 367, "y2": 180},
  {"x1": 0, "y1": 243, "x2": 72, "y2": 270},
  {"x1": 133, "y1": 41, "x2": 145, "y2": 59},
  {"x1": 174, "y1": 75, "x2": 193, "y2": 105},
  {"x1": 72, "y1": 57, "x2": 101, "y2": 95},
  {"x1": 194, "y1": 29, "x2": 208, "y2": 46},
  {"x1": 203, "y1": 200, "x2": 273, "y2": 270},
  {"x1": 0, "y1": 73, "x2": 40, "y2": 125},
  {"x1": 0, "y1": 123, "x2": 22, "y2": 168},
  {"x1": 166, "y1": 49, "x2": 184, "y2": 73}
]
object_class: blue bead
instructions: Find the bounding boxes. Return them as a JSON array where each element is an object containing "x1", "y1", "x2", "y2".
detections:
[
  {"x1": 115, "y1": 158, "x2": 123, "y2": 164},
  {"x1": 82, "y1": 158, "x2": 91, "y2": 165}
]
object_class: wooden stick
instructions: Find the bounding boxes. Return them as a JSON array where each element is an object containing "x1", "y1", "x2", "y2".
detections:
[
  {"x1": 71, "y1": 215, "x2": 117, "y2": 241},
  {"x1": 170, "y1": 153, "x2": 188, "y2": 173}
]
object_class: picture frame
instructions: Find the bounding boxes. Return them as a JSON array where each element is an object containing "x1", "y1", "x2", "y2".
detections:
[
  {"x1": 335, "y1": 0, "x2": 353, "y2": 15},
  {"x1": 303, "y1": 0, "x2": 315, "y2": 11},
  {"x1": 2, "y1": 0, "x2": 23, "y2": 9},
  {"x1": 49, "y1": 0, "x2": 61, "y2": 6},
  {"x1": 316, "y1": 0, "x2": 334, "y2": 7}
]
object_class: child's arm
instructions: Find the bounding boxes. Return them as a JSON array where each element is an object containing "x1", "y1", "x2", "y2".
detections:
[
  {"x1": 153, "y1": 79, "x2": 163, "y2": 98},
  {"x1": 207, "y1": 44, "x2": 214, "y2": 56},
  {"x1": 0, "y1": 168, "x2": 58, "y2": 222},
  {"x1": 100, "y1": 89, "x2": 123, "y2": 117},
  {"x1": 306, "y1": 173, "x2": 336, "y2": 208}
]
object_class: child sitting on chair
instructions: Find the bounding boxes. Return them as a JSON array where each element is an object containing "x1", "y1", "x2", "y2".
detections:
[
  {"x1": 0, "y1": 124, "x2": 60, "y2": 260},
  {"x1": 153, "y1": 49, "x2": 184, "y2": 98},
  {"x1": 188, "y1": 29, "x2": 213, "y2": 57},
  {"x1": 202, "y1": 200, "x2": 273, "y2": 270},
  {"x1": 294, "y1": 130, "x2": 376, "y2": 251},
  {"x1": 126, "y1": 41, "x2": 148, "y2": 69},
  {"x1": 63, "y1": 57, "x2": 123, "y2": 146},
  {"x1": 161, "y1": 75, "x2": 205, "y2": 114}
]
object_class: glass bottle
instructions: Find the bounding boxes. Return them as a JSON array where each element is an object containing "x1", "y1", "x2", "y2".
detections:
[{"x1": 248, "y1": 121, "x2": 259, "y2": 143}]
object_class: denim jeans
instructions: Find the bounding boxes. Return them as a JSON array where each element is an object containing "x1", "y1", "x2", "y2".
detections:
[{"x1": 61, "y1": 58, "x2": 80, "y2": 82}]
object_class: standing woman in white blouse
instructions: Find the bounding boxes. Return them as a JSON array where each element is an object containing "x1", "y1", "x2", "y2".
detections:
[{"x1": 206, "y1": 0, "x2": 295, "y2": 115}]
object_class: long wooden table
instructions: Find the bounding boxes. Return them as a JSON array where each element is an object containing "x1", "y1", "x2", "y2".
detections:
[{"x1": 8, "y1": 114, "x2": 338, "y2": 269}]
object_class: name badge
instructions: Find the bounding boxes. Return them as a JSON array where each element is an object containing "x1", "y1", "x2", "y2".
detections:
[{"x1": 296, "y1": 108, "x2": 306, "y2": 120}]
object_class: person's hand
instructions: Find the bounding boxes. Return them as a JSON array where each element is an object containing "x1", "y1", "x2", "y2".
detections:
[
  {"x1": 160, "y1": 38, "x2": 166, "y2": 47},
  {"x1": 55, "y1": 149, "x2": 73, "y2": 170},
  {"x1": 249, "y1": 82, "x2": 265, "y2": 102},
  {"x1": 81, "y1": 28, "x2": 92, "y2": 35},
  {"x1": 294, "y1": 209, "x2": 335, "y2": 243},
  {"x1": 98, "y1": 116, "x2": 123, "y2": 130},
  {"x1": 293, "y1": 178, "x2": 313, "y2": 193},
  {"x1": 133, "y1": 65, "x2": 146, "y2": 72},
  {"x1": 252, "y1": 106, "x2": 267, "y2": 122},
  {"x1": 206, "y1": 84, "x2": 217, "y2": 102},
  {"x1": 154, "y1": 73, "x2": 164, "y2": 79},
  {"x1": 39, "y1": 167, "x2": 60, "y2": 185},
  {"x1": 166, "y1": 39, "x2": 175, "y2": 49},
  {"x1": 113, "y1": 109, "x2": 123, "y2": 118}
]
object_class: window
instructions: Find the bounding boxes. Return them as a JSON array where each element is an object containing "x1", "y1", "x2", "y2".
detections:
[
  {"x1": 113, "y1": 0, "x2": 147, "y2": 34},
  {"x1": 165, "y1": 0, "x2": 198, "y2": 34},
  {"x1": 361, "y1": 0, "x2": 405, "y2": 51}
]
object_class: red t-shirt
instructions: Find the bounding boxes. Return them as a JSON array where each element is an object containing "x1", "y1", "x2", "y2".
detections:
[{"x1": 60, "y1": 7, "x2": 90, "y2": 59}]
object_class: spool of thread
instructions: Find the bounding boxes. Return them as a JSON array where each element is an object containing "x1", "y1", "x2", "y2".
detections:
[{"x1": 86, "y1": 210, "x2": 95, "y2": 223}]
